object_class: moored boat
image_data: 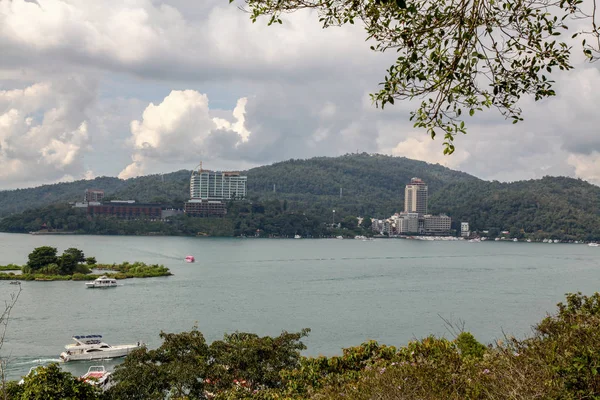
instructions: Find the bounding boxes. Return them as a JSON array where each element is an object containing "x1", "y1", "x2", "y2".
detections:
[
  {"x1": 81, "y1": 366, "x2": 113, "y2": 390},
  {"x1": 86, "y1": 276, "x2": 117, "y2": 288},
  {"x1": 60, "y1": 335, "x2": 142, "y2": 362}
]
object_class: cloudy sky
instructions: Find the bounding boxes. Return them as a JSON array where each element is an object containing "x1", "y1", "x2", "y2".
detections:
[{"x1": 0, "y1": 0, "x2": 599, "y2": 190}]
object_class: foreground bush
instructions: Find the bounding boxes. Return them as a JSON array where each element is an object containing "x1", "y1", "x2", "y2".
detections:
[
  {"x1": 5, "y1": 363, "x2": 99, "y2": 400},
  {"x1": 306, "y1": 292, "x2": 600, "y2": 400}
]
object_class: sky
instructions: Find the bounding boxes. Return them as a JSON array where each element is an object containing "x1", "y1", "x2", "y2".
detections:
[{"x1": 0, "y1": 0, "x2": 599, "y2": 190}]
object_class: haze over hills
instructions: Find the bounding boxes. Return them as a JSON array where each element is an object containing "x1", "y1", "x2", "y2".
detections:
[{"x1": 1, "y1": 154, "x2": 600, "y2": 239}]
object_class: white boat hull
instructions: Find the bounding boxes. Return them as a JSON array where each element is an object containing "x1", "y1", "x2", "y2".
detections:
[
  {"x1": 85, "y1": 276, "x2": 118, "y2": 288},
  {"x1": 85, "y1": 283, "x2": 117, "y2": 288},
  {"x1": 61, "y1": 345, "x2": 139, "y2": 362}
]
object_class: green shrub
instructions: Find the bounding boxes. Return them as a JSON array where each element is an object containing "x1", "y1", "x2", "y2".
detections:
[
  {"x1": 0, "y1": 264, "x2": 21, "y2": 271},
  {"x1": 455, "y1": 332, "x2": 487, "y2": 360},
  {"x1": 73, "y1": 264, "x2": 91, "y2": 274}
]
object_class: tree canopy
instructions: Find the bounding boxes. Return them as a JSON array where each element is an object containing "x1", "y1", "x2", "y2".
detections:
[
  {"x1": 26, "y1": 247, "x2": 58, "y2": 272},
  {"x1": 105, "y1": 327, "x2": 310, "y2": 399},
  {"x1": 8, "y1": 363, "x2": 99, "y2": 400},
  {"x1": 24, "y1": 247, "x2": 90, "y2": 275},
  {"x1": 236, "y1": 0, "x2": 597, "y2": 153}
]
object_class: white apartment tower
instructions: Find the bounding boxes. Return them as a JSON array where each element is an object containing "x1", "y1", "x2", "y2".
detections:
[
  {"x1": 404, "y1": 177, "x2": 428, "y2": 216},
  {"x1": 190, "y1": 163, "x2": 247, "y2": 200}
]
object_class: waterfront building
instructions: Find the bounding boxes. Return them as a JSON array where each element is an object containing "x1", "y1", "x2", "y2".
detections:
[
  {"x1": 87, "y1": 203, "x2": 163, "y2": 219},
  {"x1": 404, "y1": 177, "x2": 428, "y2": 216},
  {"x1": 382, "y1": 220, "x2": 392, "y2": 235},
  {"x1": 84, "y1": 189, "x2": 104, "y2": 203},
  {"x1": 371, "y1": 219, "x2": 383, "y2": 233},
  {"x1": 190, "y1": 163, "x2": 247, "y2": 200},
  {"x1": 461, "y1": 222, "x2": 470, "y2": 237},
  {"x1": 184, "y1": 199, "x2": 227, "y2": 217},
  {"x1": 397, "y1": 212, "x2": 420, "y2": 233},
  {"x1": 424, "y1": 214, "x2": 452, "y2": 234},
  {"x1": 372, "y1": 177, "x2": 451, "y2": 236}
]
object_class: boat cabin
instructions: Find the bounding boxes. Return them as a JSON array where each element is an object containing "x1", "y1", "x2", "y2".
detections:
[{"x1": 72, "y1": 334, "x2": 104, "y2": 346}]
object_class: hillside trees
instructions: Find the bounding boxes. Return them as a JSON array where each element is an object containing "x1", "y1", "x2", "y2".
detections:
[
  {"x1": 3, "y1": 155, "x2": 600, "y2": 239},
  {"x1": 237, "y1": 0, "x2": 595, "y2": 153}
]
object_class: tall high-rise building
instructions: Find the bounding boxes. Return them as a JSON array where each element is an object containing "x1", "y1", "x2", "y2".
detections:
[
  {"x1": 189, "y1": 164, "x2": 247, "y2": 200},
  {"x1": 404, "y1": 177, "x2": 428, "y2": 215}
]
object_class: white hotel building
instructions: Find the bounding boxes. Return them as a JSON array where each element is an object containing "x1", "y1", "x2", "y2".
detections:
[{"x1": 190, "y1": 168, "x2": 247, "y2": 200}]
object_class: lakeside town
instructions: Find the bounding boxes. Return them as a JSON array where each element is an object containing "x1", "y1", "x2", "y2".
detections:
[
  {"x1": 63, "y1": 166, "x2": 462, "y2": 238},
  {"x1": 35, "y1": 163, "x2": 583, "y2": 243}
]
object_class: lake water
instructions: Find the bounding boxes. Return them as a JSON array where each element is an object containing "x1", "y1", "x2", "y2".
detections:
[{"x1": 1, "y1": 233, "x2": 599, "y2": 380}]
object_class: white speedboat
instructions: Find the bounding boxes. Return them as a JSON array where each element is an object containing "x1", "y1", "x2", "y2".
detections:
[
  {"x1": 60, "y1": 335, "x2": 141, "y2": 362},
  {"x1": 81, "y1": 366, "x2": 113, "y2": 390},
  {"x1": 86, "y1": 276, "x2": 117, "y2": 288},
  {"x1": 589, "y1": 242, "x2": 599, "y2": 247}
]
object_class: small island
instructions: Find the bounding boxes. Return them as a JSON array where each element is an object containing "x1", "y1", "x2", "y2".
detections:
[{"x1": 0, "y1": 246, "x2": 172, "y2": 281}]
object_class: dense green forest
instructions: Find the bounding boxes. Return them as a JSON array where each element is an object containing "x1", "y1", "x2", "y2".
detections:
[
  {"x1": 1, "y1": 154, "x2": 600, "y2": 239},
  {"x1": 429, "y1": 176, "x2": 600, "y2": 240}
]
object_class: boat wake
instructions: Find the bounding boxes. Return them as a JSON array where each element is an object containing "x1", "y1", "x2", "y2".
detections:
[{"x1": 13, "y1": 358, "x2": 63, "y2": 366}]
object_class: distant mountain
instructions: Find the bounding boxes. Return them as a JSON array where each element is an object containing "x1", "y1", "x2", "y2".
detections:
[
  {"x1": 245, "y1": 153, "x2": 480, "y2": 216},
  {"x1": 1, "y1": 154, "x2": 600, "y2": 239},
  {"x1": 0, "y1": 154, "x2": 479, "y2": 218}
]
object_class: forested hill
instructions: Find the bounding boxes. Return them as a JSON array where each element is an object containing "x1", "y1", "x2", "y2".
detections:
[
  {"x1": 245, "y1": 154, "x2": 480, "y2": 215},
  {"x1": 2, "y1": 154, "x2": 600, "y2": 239},
  {"x1": 0, "y1": 154, "x2": 478, "y2": 218},
  {"x1": 0, "y1": 170, "x2": 192, "y2": 218},
  {"x1": 430, "y1": 176, "x2": 600, "y2": 239}
]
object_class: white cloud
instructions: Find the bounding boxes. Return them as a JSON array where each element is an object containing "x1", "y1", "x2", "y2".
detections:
[
  {"x1": 0, "y1": 77, "x2": 96, "y2": 187},
  {"x1": 212, "y1": 97, "x2": 250, "y2": 143},
  {"x1": 0, "y1": 0, "x2": 599, "y2": 189},
  {"x1": 0, "y1": 0, "x2": 383, "y2": 82},
  {"x1": 389, "y1": 136, "x2": 470, "y2": 169},
  {"x1": 119, "y1": 90, "x2": 249, "y2": 178},
  {"x1": 568, "y1": 152, "x2": 600, "y2": 185}
]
